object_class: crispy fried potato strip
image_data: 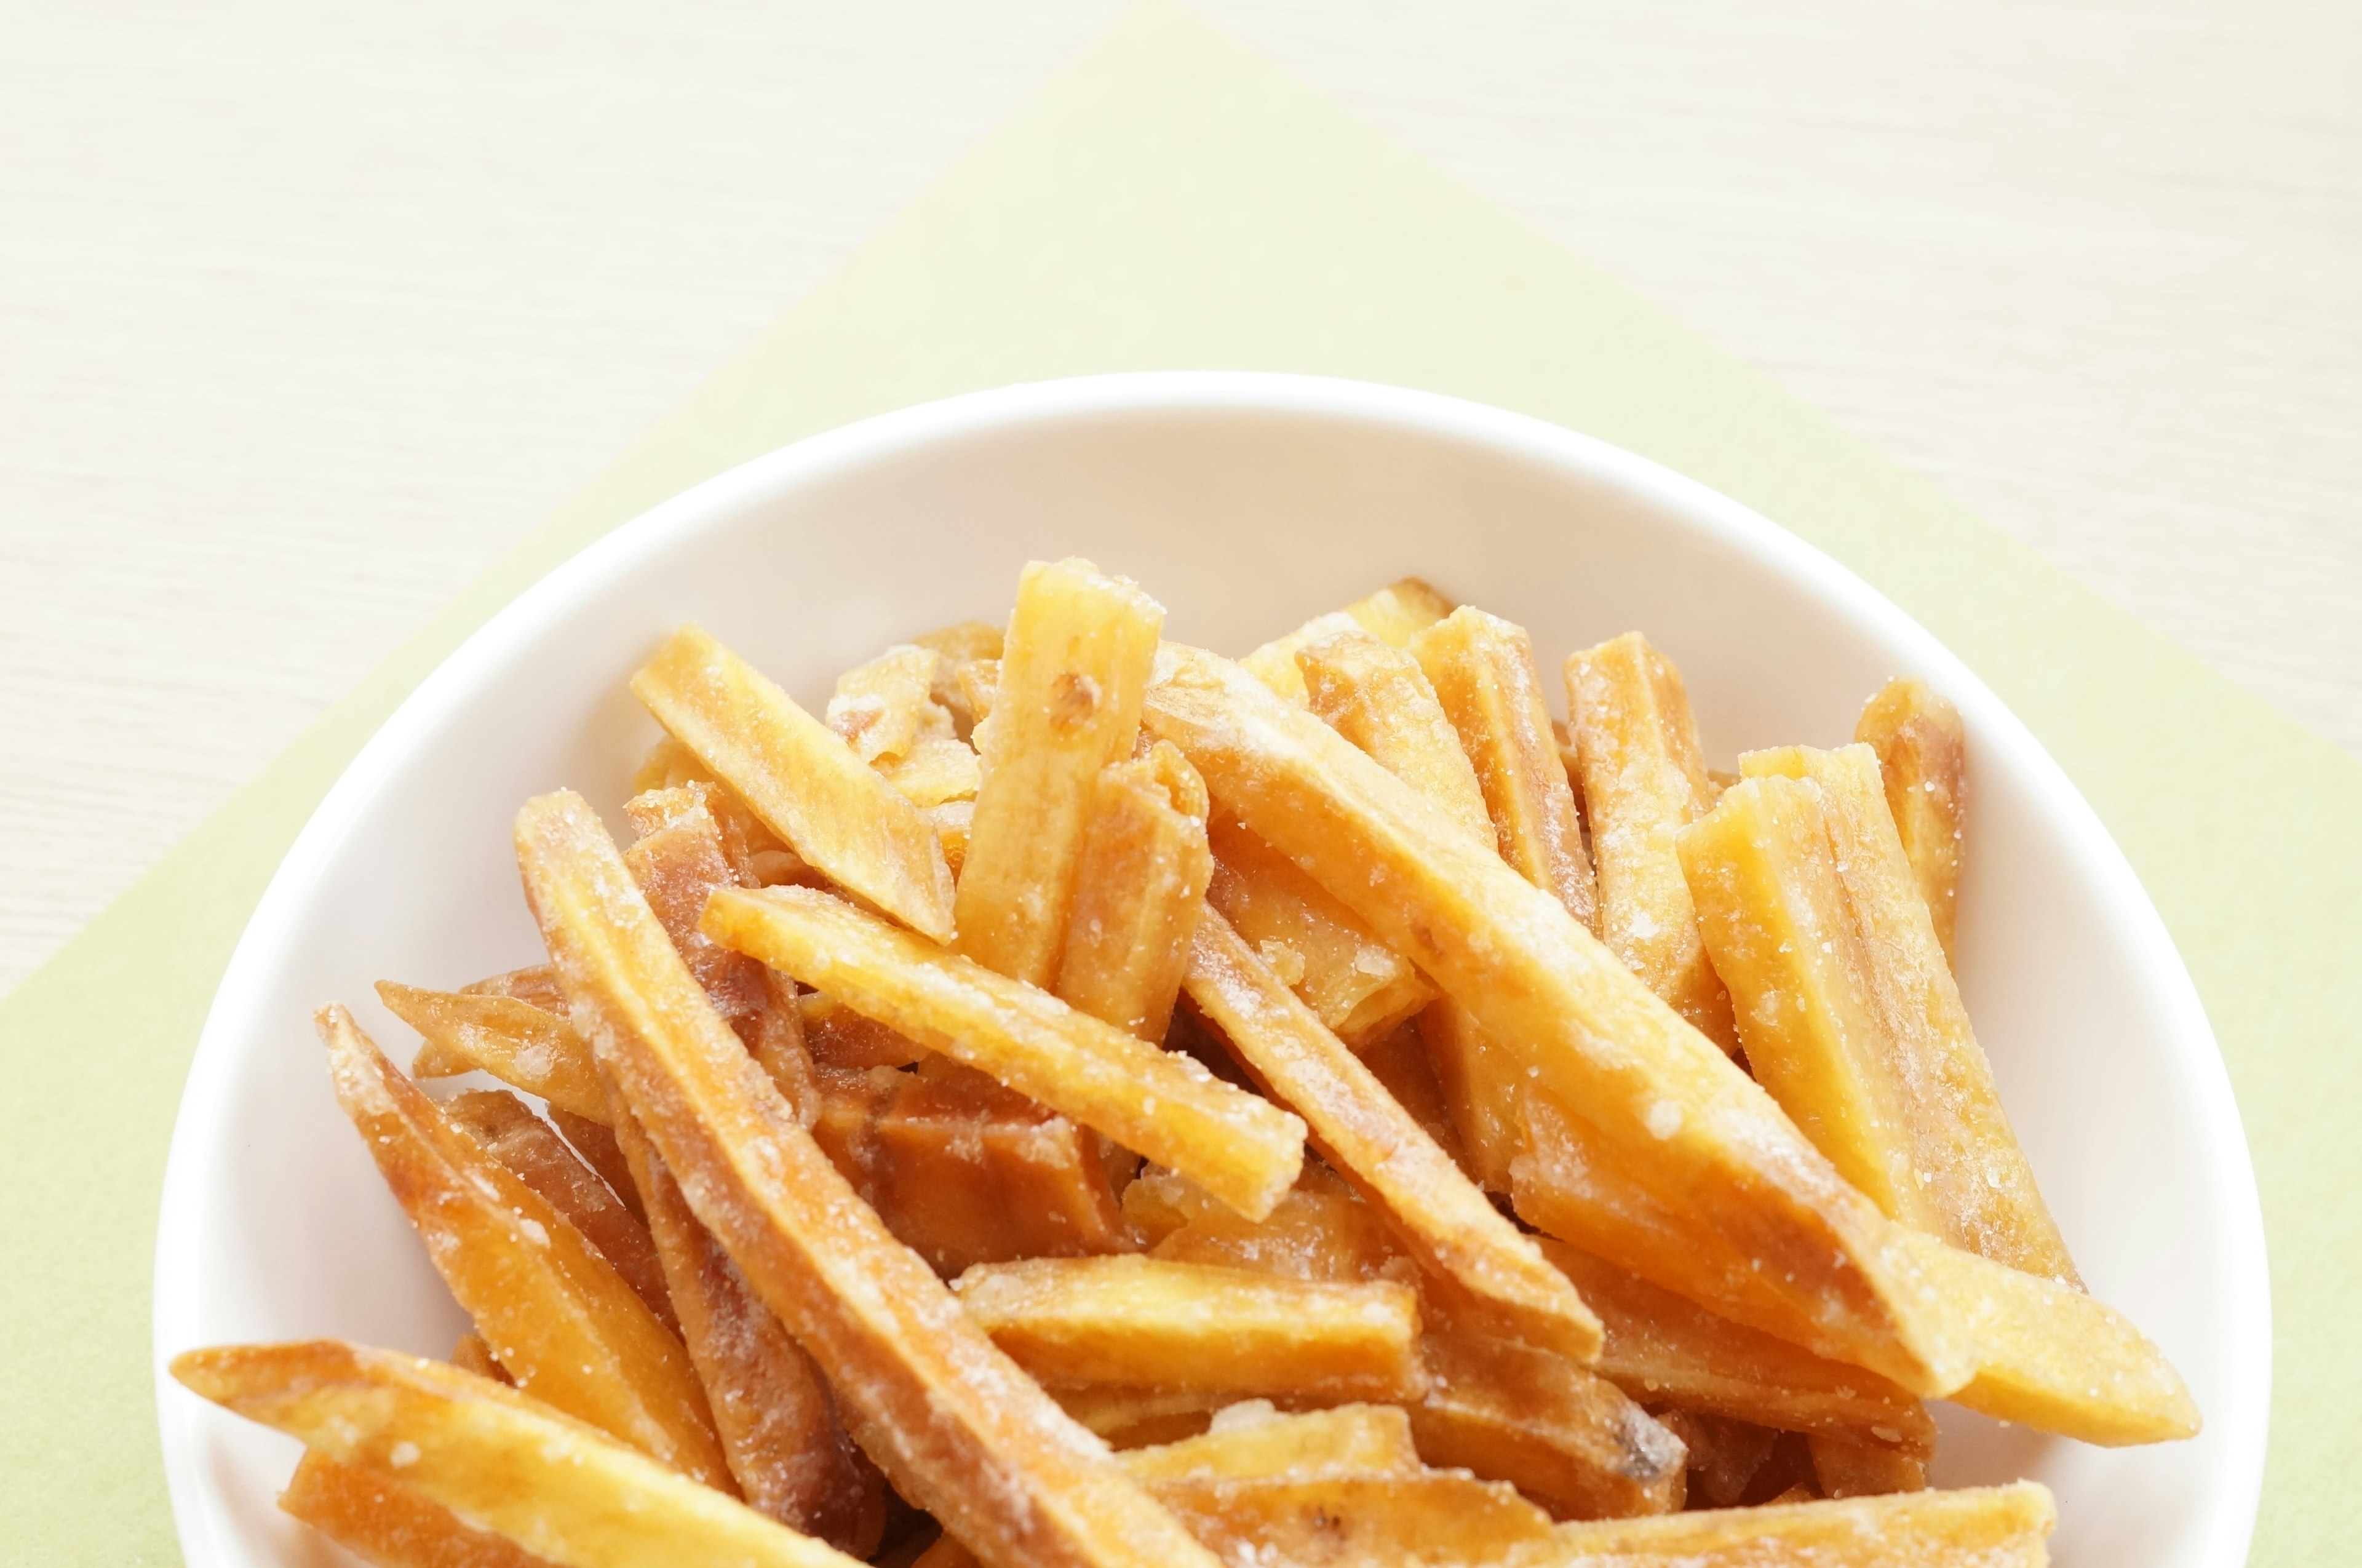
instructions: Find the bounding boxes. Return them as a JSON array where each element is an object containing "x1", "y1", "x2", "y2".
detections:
[
  {"x1": 701, "y1": 883, "x2": 1303, "y2": 1221},
  {"x1": 955, "y1": 1255, "x2": 1428, "y2": 1402},
  {"x1": 173, "y1": 1341, "x2": 855, "y2": 1567},
  {"x1": 956, "y1": 558, "x2": 1166, "y2": 986},
  {"x1": 1520, "y1": 1480, "x2": 2054, "y2": 1566},
  {"x1": 279, "y1": 1449, "x2": 555, "y2": 1568},
  {"x1": 631, "y1": 624, "x2": 956, "y2": 941},
  {"x1": 1182, "y1": 909, "x2": 1602, "y2": 1361},
  {"x1": 1139, "y1": 642, "x2": 1972, "y2": 1397},
  {"x1": 376, "y1": 981, "x2": 608, "y2": 1124},
  {"x1": 1296, "y1": 623, "x2": 1493, "y2": 845},
  {"x1": 1054, "y1": 741, "x2": 1212, "y2": 1040},
  {"x1": 1855, "y1": 677, "x2": 1967, "y2": 962},
  {"x1": 1741, "y1": 744, "x2": 2077, "y2": 1285},
  {"x1": 1239, "y1": 578, "x2": 1457, "y2": 704},
  {"x1": 316, "y1": 1005, "x2": 728, "y2": 1484},
  {"x1": 514, "y1": 790, "x2": 1223, "y2": 1568},
  {"x1": 1564, "y1": 633, "x2": 1736, "y2": 1049},
  {"x1": 1119, "y1": 1403, "x2": 1423, "y2": 1481}
]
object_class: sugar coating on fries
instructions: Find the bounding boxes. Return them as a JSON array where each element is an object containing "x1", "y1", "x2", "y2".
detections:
[
  {"x1": 173, "y1": 1342, "x2": 857, "y2": 1568},
  {"x1": 1856, "y1": 677, "x2": 1967, "y2": 963},
  {"x1": 1741, "y1": 744, "x2": 2077, "y2": 1286},
  {"x1": 1182, "y1": 908, "x2": 1604, "y2": 1361},
  {"x1": 1295, "y1": 623, "x2": 1493, "y2": 846},
  {"x1": 1414, "y1": 607, "x2": 1599, "y2": 934},
  {"x1": 1054, "y1": 740, "x2": 1212, "y2": 1041},
  {"x1": 701, "y1": 882, "x2": 1303, "y2": 1221},
  {"x1": 632, "y1": 624, "x2": 957, "y2": 942},
  {"x1": 376, "y1": 981, "x2": 608, "y2": 1124},
  {"x1": 1526, "y1": 1479, "x2": 2055, "y2": 1566},
  {"x1": 514, "y1": 790, "x2": 1225, "y2": 1568},
  {"x1": 956, "y1": 557, "x2": 1166, "y2": 987},
  {"x1": 1239, "y1": 578, "x2": 1457, "y2": 704},
  {"x1": 955, "y1": 1254, "x2": 1428, "y2": 1402},
  {"x1": 1140, "y1": 643, "x2": 1973, "y2": 1396},
  {"x1": 1564, "y1": 632, "x2": 1738, "y2": 1051},
  {"x1": 279, "y1": 1449, "x2": 555, "y2": 1568},
  {"x1": 316, "y1": 1005, "x2": 729, "y2": 1487}
]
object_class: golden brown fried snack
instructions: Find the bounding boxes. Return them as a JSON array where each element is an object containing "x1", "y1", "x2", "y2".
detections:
[
  {"x1": 1410, "y1": 1329, "x2": 1685, "y2": 1522},
  {"x1": 621, "y1": 790, "x2": 771, "y2": 1026},
  {"x1": 1156, "y1": 1471, "x2": 1556, "y2": 1566},
  {"x1": 1239, "y1": 578, "x2": 1457, "y2": 704},
  {"x1": 632, "y1": 624, "x2": 957, "y2": 942},
  {"x1": 317, "y1": 1005, "x2": 728, "y2": 1485},
  {"x1": 1741, "y1": 744, "x2": 2076, "y2": 1285},
  {"x1": 1564, "y1": 632, "x2": 1735, "y2": 1049},
  {"x1": 440, "y1": 1089, "x2": 675, "y2": 1332},
  {"x1": 956, "y1": 558, "x2": 1166, "y2": 986},
  {"x1": 1139, "y1": 643, "x2": 1971, "y2": 1396},
  {"x1": 1204, "y1": 813, "x2": 1435, "y2": 1048},
  {"x1": 955, "y1": 1255, "x2": 1427, "y2": 1403},
  {"x1": 914, "y1": 620, "x2": 1003, "y2": 740},
  {"x1": 1119, "y1": 1403, "x2": 1423, "y2": 1481},
  {"x1": 173, "y1": 1341, "x2": 855, "y2": 1567},
  {"x1": 514, "y1": 790, "x2": 1224, "y2": 1568},
  {"x1": 547, "y1": 1106, "x2": 643, "y2": 1220},
  {"x1": 1182, "y1": 909, "x2": 1602, "y2": 1362},
  {"x1": 1054, "y1": 741, "x2": 1213, "y2": 1040},
  {"x1": 278, "y1": 1449, "x2": 554, "y2": 1568},
  {"x1": 1647, "y1": 1409, "x2": 1778, "y2": 1509},
  {"x1": 828, "y1": 643, "x2": 982, "y2": 807},
  {"x1": 1855, "y1": 677, "x2": 1967, "y2": 962},
  {"x1": 609, "y1": 1112, "x2": 885, "y2": 1554},
  {"x1": 1295, "y1": 623, "x2": 1493, "y2": 845},
  {"x1": 1806, "y1": 1430, "x2": 1927, "y2": 1498},
  {"x1": 810, "y1": 1060, "x2": 1134, "y2": 1276},
  {"x1": 376, "y1": 981, "x2": 608, "y2": 1124},
  {"x1": 1414, "y1": 607, "x2": 1599, "y2": 933},
  {"x1": 1127, "y1": 1163, "x2": 1403, "y2": 1284},
  {"x1": 701, "y1": 883, "x2": 1303, "y2": 1221},
  {"x1": 460, "y1": 963, "x2": 570, "y2": 1011},
  {"x1": 799, "y1": 992, "x2": 930, "y2": 1070},
  {"x1": 1521, "y1": 1481, "x2": 2054, "y2": 1566}
]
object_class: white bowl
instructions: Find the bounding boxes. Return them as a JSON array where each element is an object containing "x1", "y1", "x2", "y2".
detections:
[{"x1": 153, "y1": 372, "x2": 2267, "y2": 1567}]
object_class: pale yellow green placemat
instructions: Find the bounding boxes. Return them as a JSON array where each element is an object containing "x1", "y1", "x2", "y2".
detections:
[{"x1": 6, "y1": 4, "x2": 2350, "y2": 1561}]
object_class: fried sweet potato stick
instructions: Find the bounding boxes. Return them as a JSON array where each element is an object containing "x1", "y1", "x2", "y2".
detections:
[
  {"x1": 1239, "y1": 578, "x2": 1457, "y2": 704},
  {"x1": 514, "y1": 790, "x2": 1225, "y2": 1568},
  {"x1": 548, "y1": 1106, "x2": 642, "y2": 1219},
  {"x1": 1054, "y1": 741, "x2": 1212, "y2": 1040},
  {"x1": 1161, "y1": 1472, "x2": 1556, "y2": 1566},
  {"x1": 279, "y1": 1449, "x2": 555, "y2": 1568},
  {"x1": 461, "y1": 963, "x2": 570, "y2": 1011},
  {"x1": 1565, "y1": 633, "x2": 1737, "y2": 1050},
  {"x1": 173, "y1": 1342, "x2": 856, "y2": 1568},
  {"x1": 1855, "y1": 677, "x2": 1967, "y2": 962},
  {"x1": 631, "y1": 624, "x2": 956, "y2": 941},
  {"x1": 1741, "y1": 744, "x2": 2077, "y2": 1284},
  {"x1": 1806, "y1": 1430, "x2": 1927, "y2": 1498},
  {"x1": 956, "y1": 559, "x2": 1166, "y2": 985},
  {"x1": 1119, "y1": 1403, "x2": 1423, "y2": 1481},
  {"x1": 377, "y1": 982, "x2": 608, "y2": 1124},
  {"x1": 1204, "y1": 813, "x2": 1434, "y2": 1048},
  {"x1": 701, "y1": 883, "x2": 1303, "y2": 1220},
  {"x1": 608, "y1": 1111, "x2": 886, "y2": 1554},
  {"x1": 827, "y1": 643, "x2": 982, "y2": 806},
  {"x1": 441, "y1": 1089, "x2": 675, "y2": 1332},
  {"x1": 316, "y1": 1006, "x2": 728, "y2": 1484},
  {"x1": 1127, "y1": 1162, "x2": 1403, "y2": 1283},
  {"x1": 914, "y1": 620, "x2": 1003, "y2": 740},
  {"x1": 621, "y1": 792, "x2": 770, "y2": 1026},
  {"x1": 1182, "y1": 909, "x2": 1604, "y2": 1361},
  {"x1": 956, "y1": 1256, "x2": 1427, "y2": 1402},
  {"x1": 1414, "y1": 608, "x2": 1599, "y2": 933},
  {"x1": 1295, "y1": 623, "x2": 1493, "y2": 845},
  {"x1": 1676, "y1": 774, "x2": 1937, "y2": 1229},
  {"x1": 1525, "y1": 1480, "x2": 2054, "y2": 1566},
  {"x1": 1138, "y1": 643, "x2": 1973, "y2": 1396}
]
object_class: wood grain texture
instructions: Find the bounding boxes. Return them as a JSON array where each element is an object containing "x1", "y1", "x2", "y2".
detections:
[{"x1": 2, "y1": 0, "x2": 2355, "y2": 994}]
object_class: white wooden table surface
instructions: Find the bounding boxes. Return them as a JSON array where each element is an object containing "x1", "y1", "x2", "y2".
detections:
[{"x1": 4, "y1": 1, "x2": 2356, "y2": 995}]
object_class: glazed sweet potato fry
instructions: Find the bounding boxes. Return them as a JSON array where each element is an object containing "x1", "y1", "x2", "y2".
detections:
[
  {"x1": 376, "y1": 981, "x2": 609, "y2": 1124},
  {"x1": 1240, "y1": 578, "x2": 1457, "y2": 704},
  {"x1": 548, "y1": 1106, "x2": 642, "y2": 1219},
  {"x1": 1054, "y1": 741, "x2": 1213, "y2": 1040},
  {"x1": 316, "y1": 1005, "x2": 728, "y2": 1484},
  {"x1": 1888, "y1": 1225, "x2": 2197, "y2": 1446},
  {"x1": 1413, "y1": 607, "x2": 1598, "y2": 933},
  {"x1": 701, "y1": 883, "x2": 1303, "y2": 1220},
  {"x1": 1741, "y1": 744, "x2": 2077, "y2": 1284},
  {"x1": 913, "y1": 620, "x2": 1003, "y2": 739},
  {"x1": 278, "y1": 1449, "x2": 555, "y2": 1568},
  {"x1": 461, "y1": 963, "x2": 569, "y2": 1011},
  {"x1": 1296, "y1": 623, "x2": 1493, "y2": 845},
  {"x1": 1183, "y1": 909, "x2": 1604, "y2": 1361},
  {"x1": 1650, "y1": 1410, "x2": 1779, "y2": 1508},
  {"x1": 1118, "y1": 1403, "x2": 1422, "y2": 1482},
  {"x1": 955, "y1": 1256, "x2": 1427, "y2": 1402},
  {"x1": 1528, "y1": 1480, "x2": 2054, "y2": 1566},
  {"x1": 1204, "y1": 813, "x2": 1434, "y2": 1048},
  {"x1": 1856, "y1": 677, "x2": 1967, "y2": 962},
  {"x1": 1139, "y1": 643, "x2": 1974, "y2": 1397},
  {"x1": 1156, "y1": 1473, "x2": 1554, "y2": 1566},
  {"x1": 631, "y1": 624, "x2": 957, "y2": 942},
  {"x1": 610, "y1": 1112, "x2": 885, "y2": 1554},
  {"x1": 1127, "y1": 1162, "x2": 1403, "y2": 1283},
  {"x1": 172, "y1": 1342, "x2": 854, "y2": 1568},
  {"x1": 441, "y1": 1089, "x2": 675, "y2": 1331},
  {"x1": 1537, "y1": 1237, "x2": 1935, "y2": 1449},
  {"x1": 956, "y1": 559, "x2": 1165, "y2": 985},
  {"x1": 1676, "y1": 774, "x2": 1936, "y2": 1228},
  {"x1": 621, "y1": 790, "x2": 770, "y2": 1027},
  {"x1": 513, "y1": 790, "x2": 1224, "y2": 1568},
  {"x1": 798, "y1": 993, "x2": 928, "y2": 1070},
  {"x1": 1564, "y1": 632, "x2": 1736, "y2": 1049},
  {"x1": 1806, "y1": 1430, "x2": 1927, "y2": 1498},
  {"x1": 1409, "y1": 1329, "x2": 1685, "y2": 1521},
  {"x1": 827, "y1": 643, "x2": 982, "y2": 807},
  {"x1": 810, "y1": 1059, "x2": 1134, "y2": 1276},
  {"x1": 1050, "y1": 1385, "x2": 1238, "y2": 1448}
]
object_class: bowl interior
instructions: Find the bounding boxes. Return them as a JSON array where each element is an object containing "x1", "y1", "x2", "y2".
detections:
[{"x1": 155, "y1": 374, "x2": 2262, "y2": 1568}]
